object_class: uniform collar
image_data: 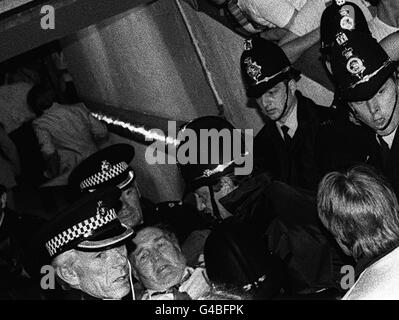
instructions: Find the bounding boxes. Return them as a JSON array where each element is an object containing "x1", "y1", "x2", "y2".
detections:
[
  {"x1": 276, "y1": 99, "x2": 298, "y2": 138},
  {"x1": 377, "y1": 126, "x2": 398, "y2": 149}
]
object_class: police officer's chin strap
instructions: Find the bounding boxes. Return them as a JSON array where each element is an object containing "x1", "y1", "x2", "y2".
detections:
[
  {"x1": 274, "y1": 81, "x2": 290, "y2": 123},
  {"x1": 208, "y1": 185, "x2": 222, "y2": 222},
  {"x1": 127, "y1": 259, "x2": 135, "y2": 300}
]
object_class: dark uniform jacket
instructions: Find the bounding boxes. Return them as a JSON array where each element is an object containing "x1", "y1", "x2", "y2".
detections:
[
  {"x1": 316, "y1": 101, "x2": 376, "y2": 176},
  {"x1": 366, "y1": 128, "x2": 399, "y2": 198},
  {"x1": 254, "y1": 91, "x2": 333, "y2": 191},
  {"x1": 0, "y1": 208, "x2": 45, "y2": 299},
  {"x1": 219, "y1": 171, "x2": 353, "y2": 294},
  {"x1": 317, "y1": 106, "x2": 399, "y2": 198}
]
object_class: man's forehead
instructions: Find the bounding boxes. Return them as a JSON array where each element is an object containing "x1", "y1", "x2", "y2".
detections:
[
  {"x1": 134, "y1": 228, "x2": 167, "y2": 246},
  {"x1": 268, "y1": 81, "x2": 285, "y2": 90},
  {"x1": 75, "y1": 245, "x2": 124, "y2": 259}
]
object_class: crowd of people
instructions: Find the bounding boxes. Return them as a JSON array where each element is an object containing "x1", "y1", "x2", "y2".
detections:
[{"x1": 1, "y1": 0, "x2": 399, "y2": 300}]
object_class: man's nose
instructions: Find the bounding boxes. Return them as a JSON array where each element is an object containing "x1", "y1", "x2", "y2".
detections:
[
  {"x1": 367, "y1": 98, "x2": 381, "y2": 115},
  {"x1": 147, "y1": 251, "x2": 163, "y2": 266}
]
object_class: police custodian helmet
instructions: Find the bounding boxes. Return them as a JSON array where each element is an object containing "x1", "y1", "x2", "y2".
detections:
[
  {"x1": 176, "y1": 116, "x2": 248, "y2": 192},
  {"x1": 240, "y1": 37, "x2": 300, "y2": 98},
  {"x1": 330, "y1": 31, "x2": 397, "y2": 101},
  {"x1": 320, "y1": 0, "x2": 371, "y2": 57}
]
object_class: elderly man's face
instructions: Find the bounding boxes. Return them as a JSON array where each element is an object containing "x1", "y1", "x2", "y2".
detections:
[
  {"x1": 349, "y1": 77, "x2": 399, "y2": 136},
  {"x1": 74, "y1": 245, "x2": 130, "y2": 299},
  {"x1": 130, "y1": 227, "x2": 186, "y2": 292},
  {"x1": 119, "y1": 181, "x2": 143, "y2": 228}
]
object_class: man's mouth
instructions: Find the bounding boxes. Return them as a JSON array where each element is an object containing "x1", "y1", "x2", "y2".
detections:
[
  {"x1": 156, "y1": 264, "x2": 173, "y2": 276},
  {"x1": 374, "y1": 118, "x2": 386, "y2": 128},
  {"x1": 264, "y1": 108, "x2": 275, "y2": 114}
]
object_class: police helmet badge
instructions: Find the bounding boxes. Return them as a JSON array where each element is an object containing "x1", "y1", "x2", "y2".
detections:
[
  {"x1": 339, "y1": 8, "x2": 349, "y2": 17},
  {"x1": 96, "y1": 200, "x2": 107, "y2": 216},
  {"x1": 335, "y1": 0, "x2": 346, "y2": 6},
  {"x1": 339, "y1": 5, "x2": 355, "y2": 30},
  {"x1": 101, "y1": 160, "x2": 112, "y2": 173},
  {"x1": 346, "y1": 57, "x2": 366, "y2": 77},
  {"x1": 244, "y1": 39, "x2": 253, "y2": 51},
  {"x1": 336, "y1": 32, "x2": 348, "y2": 46},
  {"x1": 340, "y1": 16, "x2": 354, "y2": 30},
  {"x1": 341, "y1": 47, "x2": 366, "y2": 78},
  {"x1": 244, "y1": 58, "x2": 262, "y2": 84}
]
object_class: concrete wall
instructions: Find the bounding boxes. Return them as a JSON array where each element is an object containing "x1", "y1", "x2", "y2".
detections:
[{"x1": 61, "y1": 0, "x2": 264, "y2": 202}]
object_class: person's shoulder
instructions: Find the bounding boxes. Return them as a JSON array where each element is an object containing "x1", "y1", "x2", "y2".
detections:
[{"x1": 297, "y1": 91, "x2": 334, "y2": 123}]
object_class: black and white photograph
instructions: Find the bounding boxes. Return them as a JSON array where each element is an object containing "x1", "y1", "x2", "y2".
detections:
[{"x1": 0, "y1": 0, "x2": 398, "y2": 305}]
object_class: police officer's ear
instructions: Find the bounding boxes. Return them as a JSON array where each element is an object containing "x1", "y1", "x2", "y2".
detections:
[
  {"x1": 287, "y1": 79, "x2": 297, "y2": 94},
  {"x1": 54, "y1": 250, "x2": 80, "y2": 287}
]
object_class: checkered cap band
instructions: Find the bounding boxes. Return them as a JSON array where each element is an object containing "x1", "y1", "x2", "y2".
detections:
[
  {"x1": 45, "y1": 209, "x2": 118, "y2": 257},
  {"x1": 80, "y1": 161, "x2": 129, "y2": 191}
]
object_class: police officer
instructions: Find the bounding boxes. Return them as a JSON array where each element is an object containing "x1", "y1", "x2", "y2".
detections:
[
  {"x1": 176, "y1": 115, "x2": 351, "y2": 295},
  {"x1": 317, "y1": 1, "x2": 377, "y2": 175},
  {"x1": 328, "y1": 31, "x2": 399, "y2": 196},
  {"x1": 241, "y1": 37, "x2": 333, "y2": 190},
  {"x1": 35, "y1": 187, "x2": 135, "y2": 300},
  {"x1": 68, "y1": 143, "x2": 154, "y2": 229},
  {"x1": 69, "y1": 143, "x2": 209, "y2": 266}
]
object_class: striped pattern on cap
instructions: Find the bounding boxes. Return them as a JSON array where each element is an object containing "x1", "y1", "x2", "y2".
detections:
[
  {"x1": 80, "y1": 161, "x2": 129, "y2": 191},
  {"x1": 45, "y1": 208, "x2": 117, "y2": 257}
]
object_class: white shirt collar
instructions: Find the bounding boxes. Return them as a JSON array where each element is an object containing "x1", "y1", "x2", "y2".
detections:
[
  {"x1": 276, "y1": 103, "x2": 298, "y2": 139},
  {"x1": 378, "y1": 126, "x2": 398, "y2": 149}
]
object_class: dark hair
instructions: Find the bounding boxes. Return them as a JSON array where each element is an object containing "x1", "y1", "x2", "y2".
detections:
[
  {"x1": 134, "y1": 222, "x2": 180, "y2": 246},
  {"x1": 26, "y1": 84, "x2": 53, "y2": 116},
  {"x1": 317, "y1": 165, "x2": 399, "y2": 260}
]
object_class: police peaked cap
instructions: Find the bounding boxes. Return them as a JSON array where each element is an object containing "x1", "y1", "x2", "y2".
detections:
[
  {"x1": 240, "y1": 37, "x2": 300, "y2": 98},
  {"x1": 320, "y1": 0, "x2": 371, "y2": 56},
  {"x1": 69, "y1": 143, "x2": 135, "y2": 193},
  {"x1": 176, "y1": 116, "x2": 247, "y2": 192},
  {"x1": 330, "y1": 32, "x2": 397, "y2": 101},
  {"x1": 36, "y1": 186, "x2": 134, "y2": 258}
]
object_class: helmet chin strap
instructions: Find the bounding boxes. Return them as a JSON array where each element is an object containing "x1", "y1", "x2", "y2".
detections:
[
  {"x1": 274, "y1": 81, "x2": 290, "y2": 123},
  {"x1": 208, "y1": 185, "x2": 222, "y2": 222}
]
